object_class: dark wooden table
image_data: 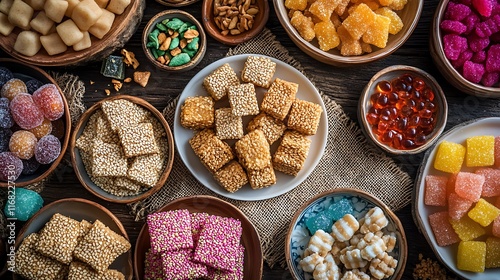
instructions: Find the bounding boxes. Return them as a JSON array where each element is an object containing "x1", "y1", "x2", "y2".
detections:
[{"x1": 2, "y1": 0, "x2": 500, "y2": 279}]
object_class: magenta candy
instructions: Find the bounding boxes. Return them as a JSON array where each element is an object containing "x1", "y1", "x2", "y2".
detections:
[
  {"x1": 457, "y1": 0, "x2": 473, "y2": 6},
  {"x1": 9, "y1": 93, "x2": 43, "y2": 130},
  {"x1": 441, "y1": 20, "x2": 467, "y2": 34},
  {"x1": 34, "y1": 134, "x2": 61, "y2": 164},
  {"x1": 472, "y1": 50, "x2": 487, "y2": 62},
  {"x1": 463, "y1": 61, "x2": 486, "y2": 83},
  {"x1": 443, "y1": 34, "x2": 468, "y2": 60},
  {"x1": 472, "y1": 0, "x2": 494, "y2": 17},
  {"x1": 481, "y1": 71, "x2": 500, "y2": 86},
  {"x1": 445, "y1": 2, "x2": 472, "y2": 21},
  {"x1": 32, "y1": 84, "x2": 64, "y2": 121},
  {"x1": 0, "y1": 152, "x2": 23, "y2": 181},
  {"x1": 146, "y1": 210, "x2": 193, "y2": 254},
  {"x1": 463, "y1": 12, "x2": 480, "y2": 34},
  {"x1": 468, "y1": 33, "x2": 490, "y2": 51},
  {"x1": 475, "y1": 14, "x2": 500, "y2": 38},
  {"x1": 452, "y1": 49, "x2": 473, "y2": 68},
  {"x1": 486, "y1": 44, "x2": 500, "y2": 72}
]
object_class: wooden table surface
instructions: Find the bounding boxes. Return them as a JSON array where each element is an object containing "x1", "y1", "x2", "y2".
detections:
[{"x1": 2, "y1": 0, "x2": 500, "y2": 279}]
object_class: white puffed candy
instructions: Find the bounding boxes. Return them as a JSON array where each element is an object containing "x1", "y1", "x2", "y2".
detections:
[
  {"x1": 339, "y1": 246, "x2": 368, "y2": 269},
  {"x1": 349, "y1": 233, "x2": 364, "y2": 246},
  {"x1": 313, "y1": 253, "x2": 341, "y2": 280},
  {"x1": 299, "y1": 252, "x2": 324, "y2": 273},
  {"x1": 369, "y1": 252, "x2": 398, "y2": 280},
  {"x1": 382, "y1": 232, "x2": 397, "y2": 253},
  {"x1": 357, "y1": 232, "x2": 387, "y2": 261},
  {"x1": 331, "y1": 214, "x2": 359, "y2": 242},
  {"x1": 309, "y1": 229, "x2": 335, "y2": 257},
  {"x1": 360, "y1": 207, "x2": 389, "y2": 234},
  {"x1": 340, "y1": 269, "x2": 371, "y2": 280}
]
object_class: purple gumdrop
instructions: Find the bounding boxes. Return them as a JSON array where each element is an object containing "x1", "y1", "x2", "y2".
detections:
[
  {"x1": 463, "y1": 12, "x2": 481, "y2": 34},
  {"x1": 463, "y1": 60, "x2": 486, "y2": 83},
  {"x1": 443, "y1": 34, "x2": 469, "y2": 60},
  {"x1": 21, "y1": 157, "x2": 40, "y2": 175},
  {"x1": 473, "y1": 0, "x2": 493, "y2": 17},
  {"x1": 468, "y1": 33, "x2": 490, "y2": 51},
  {"x1": 472, "y1": 50, "x2": 487, "y2": 62},
  {"x1": 446, "y1": 2, "x2": 472, "y2": 21},
  {"x1": 25, "y1": 79, "x2": 44, "y2": 95},
  {"x1": 441, "y1": 20, "x2": 467, "y2": 34},
  {"x1": 0, "y1": 129, "x2": 12, "y2": 152},
  {"x1": 481, "y1": 71, "x2": 500, "y2": 86},
  {"x1": 35, "y1": 135, "x2": 61, "y2": 164},
  {"x1": 486, "y1": 44, "x2": 500, "y2": 72},
  {"x1": 0, "y1": 152, "x2": 23, "y2": 181},
  {"x1": 452, "y1": 49, "x2": 474, "y2": 68},
  {"x1": 0, "y1": 98, "x2": 13, "y2": 129}
]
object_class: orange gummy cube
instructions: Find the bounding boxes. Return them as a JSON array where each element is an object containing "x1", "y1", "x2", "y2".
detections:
[
  {"x1": 428, "y1": 211, "x2": 460, "y2": 247},
  {"x1": 337, "y1": 25, "x2": 362, "y2": 56},
  {"x1": 314, "y1": 21, "x2": 340, "y2": 51},
  {"x1": 290, "y1": 11, "x2": 315, "y2": 42},
  {"x1": 424, "y1": 175, "x2": 448, "y2": 206},
  {"x1": 375, "y1": 7, "x2": 404, "y2": 35},
  {"x1": 342, "y1": 4, "x2": 377, "y2": 40},
  {"x1": 457, "y1": 241, "x2": 486, "y2": 273},
  {"x1": 334, "y1": 0, "x2": 351, "y2": 16},
  {"x1": 388, "y1": 0, "x2": 407, "y2": 10},
  {"x1": 448, "y1": 192, "x2": 473, "y2": 221},
  {"x1": 494, "y1": 136, "x2": 500, "y2": 168},
  {"x1": 433, "y1": 141, "x2": 466, "y2": 174},
  {"x1": 466, "y1": 135, "x2": 495, "y2": 167},
  {"x1": 454, "y1": 172, "x2": 484, "y2": 202},
  {"x1": 493, "y1": 216, "x2": 500, "y2": 238},
  {"x1": 285, "y1": 0, "x2": 307, "y2": 11},
  {"x1": 468, "y1": 198, "x2": 500, "y2": 227},
  {"x1": 309, "y1": 0, "x2": 338, "y2": 21},
  {"x1": 476, "y1": 168, "x2": 500, "y2": 197},
  {"x1": 362, "y1": 14, "x2": 390, "y2": 48}
]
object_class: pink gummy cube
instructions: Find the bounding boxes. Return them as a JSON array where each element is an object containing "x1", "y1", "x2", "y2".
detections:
[
  {"x1": 475, "y1": 168, "x2": 500, "y2": 196},
  {"x1": 452, "y1": 49, "x2": 473, "y2": 68},
  {"x1": 481, "y1": 71, "x2": 500, "y2": 86},
  {"x1": 161, "y1": 249, "x2": 208, "y2": 279},
  {"x1": 429, "y1": 211, "x2": 461, "y2": 246},
  {"x1": 473, "y1": 0, "x2": 494, "y2": 17},
  {"x1": 443, "y1": 34, "x2": 469, "y2": 60},
  {"x1": 468, "y1": 33, "x2": 490, "y2": 52},
  {"x1": 495, "y1": 136, "x2": 500, "y2": 167},
  {"x1": 449, "y1": 192, "x2": 474, "y2": 221},
  {"x1": 463, "y1": 61, "x2": 486, "y2": 83},
  {"x1": 445, "y1": 2, "x2": 472, "y2": 21},
  {"x1": 472, "y1": 50, "x2": 487, "y2": 63},
  {"x1": 425, "y1": 175, "x2": 448, "y2": 206},
  {"x1": 475, "y1": 14, "x2": 500, "y2": 38},
  {"x1": 441, "y1": 20, "x2": 467, "y2": 34},
  {"x1": 147, "y1": 210, "x2": 193, "y2": 254},
  {"x1": 463, "y1": 12, "x2": 480, "y2": 35},
  {"x1": 486, "y1": 44, "x2": 500, "y2": 72},
  {"x1": 455, "y1": 172, "x2": 485, "y2": 202},
  {"x1": 493, "y1": 216, "x2": 500, "y2": 238}
]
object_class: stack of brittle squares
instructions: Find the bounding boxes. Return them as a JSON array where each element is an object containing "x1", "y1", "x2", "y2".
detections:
[{"x1": 180, "y1": 55, "x2": 323, "y2": 193}]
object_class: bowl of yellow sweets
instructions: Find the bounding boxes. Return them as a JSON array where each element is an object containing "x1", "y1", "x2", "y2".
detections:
[
  {"x1": 414, "y1": 117, "x2": 500, "y2": 279},
  {"x1": 273, "y1": 0, "x2": 423, "y2": 66}
]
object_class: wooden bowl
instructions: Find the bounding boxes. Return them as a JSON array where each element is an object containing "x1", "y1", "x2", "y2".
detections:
[
  {"x1": 0, "y1": 58, "x2": 71, "y2": 188},
  {"x1": 13, "y1": 198, "x2": 133, "y2": 280},
  {"x1": 286, "y1": 188, "x2": 408, "y2": 280},
  {"x1": 273, "y1": 0, "x2": 422, "y2": 66},
  {"x1": 155, "y1": 0, "x2": 200, "y2": 7},
  {"x1": 0, "y1": 0, "x2": 145, "y2": 67},
  {"x1": 430, "y1": 0, "x2": 500, "y2": 98},
  {"x1": 134, "y1": 195, "x2": 263, "y2": 280},
  {"x1": 201, "y1": 0, "x2": 269, "y2": 46},
  {"x1": 142, "y1": 10, "x2": 206, "y2": 72},
  {"x1": 358, "y1": 65, "x2": 448, "y2": 155},
  {"x1": 70, "y1": 95, "x2": 174, "y2": 204}
]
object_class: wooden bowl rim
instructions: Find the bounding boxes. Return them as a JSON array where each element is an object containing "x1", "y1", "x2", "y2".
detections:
[
  {"x1": 69, "y1": 95, "x2": 175, "y2": 204},
  {"x1": 285, "y1": 188, "x2": 408, "y2": 280},
  {"x1": 154, "y1": 0, "x2": 200, "y2": 7},
  {"x1": 142, "y1": 10, "x2": 207, "y2": 72},
  {"x1": 0, "y1": 58, "x2": 71, "y2": 188},
  {"x1": 201, "y1": 0, "x2": 270, "y2": 46},
  {"x1": 133, "y1": 195, "x2": 263, "y2": 280}
]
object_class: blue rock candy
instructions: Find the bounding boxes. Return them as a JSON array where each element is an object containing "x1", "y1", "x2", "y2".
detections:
[
  {"x1": 327, "y1": 198, "x2": 354, "y2": 221},
  {"x1": 305, "y1": 211, "x2": 333, "y2": 235},
  {"x1": 4, "y1": 188, "x2": 43, "y2": 222}
]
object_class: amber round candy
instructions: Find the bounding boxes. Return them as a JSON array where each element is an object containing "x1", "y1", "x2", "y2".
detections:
[
  {"x1": 29, "y1": 118, "x2": 52, "y2": 139},
  {"x1": 1, "y1": 79, "x2": 27, "y2": 101},
  {"x1": 9, "y1": 130, "x2": 37, "y2": 160}
]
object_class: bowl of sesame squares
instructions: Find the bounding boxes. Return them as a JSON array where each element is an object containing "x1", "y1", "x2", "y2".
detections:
[
  {"x1": 70, "y1": 95, "x2": 174, "y2": 204},
  {"x1": 273, "y1": 0, "x2": 423, "y2": 66}
]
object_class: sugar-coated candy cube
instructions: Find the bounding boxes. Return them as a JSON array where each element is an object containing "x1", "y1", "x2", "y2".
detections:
[
  {"x1": 468, "y1": 33, "x2": 490, "y2": 52},
  {"x1": 445, "y1": 2, "x2": 471, "y2": 21},
  {"x1": 466, "y1": 135, "x2": 495, "y2": 167},
  {"x1": 290, "y1": 11, "x2": 315, "y2": 42},
  {"x1": 495, "y1": 136, "x2": 500, "y2": 167},
  {"x1": 463, "y1": 61, "x2": 485, "y2": 83},
  {"x1": 327, "y1": 198, "x2": 354, "y2": 221},
  {"x1": 429, "y1": 211, "x2": 460, "y2": 246},
  {"x1": 285, "y1": 0, "x2": 307, "y2": 10},
  {"x1": 306, "y1": 211, "x2": 333, "y2": 235},
  {"x1": 362, "y1": 14, "x2": 390, "y2": 48},
  {"x1": 475, "y1": 168, "x2": 500, "y2": 196},
  {"x1": 448, "y1": 192, "x2": 473, "y2": 221},
  {"x1": 450, "y1": 216, "x2": 486, "y2": 241},
  {"x1": 457, "y1": 241, "x2": 486, "y2": 272},
  {"x1": 433, "y1": 141, "x2": 466, "y2": 173},
  {"x1": 486, "y1": 237, "x2": 500, "y2": 268},
  {"x1": 493, "y1": 216, "x2": 500, "y2": 237},
  {"x1": 475, "y1": 15, "x2": 500, "y2": 38},
  {"x1": 481, "y1": 71, "x2": 500, "y2": 86},
  {"x1": 342, "y1": 4, "x2": 377, "y2": 40},
  {"x1": 3, "y1": 188, "x2": 42, "y2": 221},
  {"x1": 440, "y1": 20, "x2": 467, "y2": 34},
  {"x1": 424, "y1": 175, "x2": 448, "y2": 206},
  {"x1": 308, "y1": 0, "x2": 336, "y2": 22},
  {"x1": 337, "y1": 25, "x2": 363, "y2": 56},
  {"x1": 471, "y1": 50, "x2": 486, "y2": 63},
  {"x1": 451, "y1": 49, "x2": 473, "y2": 68},
  {"x1": 375, "y1": 8, "x2": 403, "y2": 35},
  {"x1": 314, "y1": 21, "x2": 340, "y2": 51},
  {"x1": 387, "y1": 0, "x2": 407, "y2": 10},
  {"x1": 443, "y1": 34, "x2": 468, "y2": 60},
  {"x1": 486, "y1": 44, "x2": 500, "y2": 72},
  {"x1": 473, "y1": 0, "x2": 493, "y2": 17},
  {"x1": 463, "y1": 12, "x2": 480, "y2": 35},
  {"x1": 468, "y1": 198, "x2": 500, "y2": 226},
  {"x1": 455, "y1": 172, "x2": 484, "y2": 202},
  {"x1": 495, "y1": 196, "x2": 500, "y2": 208}
]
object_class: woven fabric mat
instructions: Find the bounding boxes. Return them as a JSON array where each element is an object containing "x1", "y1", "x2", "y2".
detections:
[{"x1": 130, "y1": 28, "x2": 413, "y2": 268}]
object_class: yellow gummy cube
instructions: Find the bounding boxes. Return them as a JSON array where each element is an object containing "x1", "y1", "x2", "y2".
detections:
[
  {"x1": 388, "y1": 0, "x2": 407, "y2": 10},
  {"x1": 309, "y1": 0, "x2": 338, "y2": 21},
  {"x1": 375, "y1": 7, "x2": 404, "y2": 35},
  {"x1": 378, "y1": 0, "x2": 393, "y2": 6},
  {"x1": 337, "y1": 25, "x2": 362, "y2": 56},
  {"x1": 362, "y1": 14, "x2": 390, "y2": 48},
  {"x1": 450, "y1": 216, "x2": 486, "y2": 241},
  {"x1": 342, "y1": 4, "x2": 377, "y2": 40},
  {"x1": 468, "y1": 198, "x2": 500, "y2": 227},
  {"x1": 290, "y1": 11, "x2": 315, "y2": 41},
  {"x1": 334, "y1": 0, "x2": 351, "y2": 16},
  {"x1": 314, "y1": 21, "x2": 340, "y2": 51},
  {"x1": 285, "y1": 0, "x2": 308, "y2": 11},
  {"x1": 457, "y1": 241, "x2": 486, "y2": 273},
  {"x1": 466, "y1": 135, "x2": 495, "y2": 167},
  {"x1": 433, "y1": 141, "x2": 466, "y2": 174},
  {"x1": 486, "y1": 237, "x2": 500, "y2": 268},
  {"x1": 358, "y1": 0, "x2": 380, "y2": 10}
]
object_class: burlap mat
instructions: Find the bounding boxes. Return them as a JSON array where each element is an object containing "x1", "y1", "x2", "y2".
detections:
[{"x1": 130, "y1": 28, "x2": 413, "y2": 268}]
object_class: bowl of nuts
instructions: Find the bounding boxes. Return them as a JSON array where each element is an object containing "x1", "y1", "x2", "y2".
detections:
[
  {"x1": 142, "y1": 10, "x2": 206, "y2": 72},
  {"x1": 202, "y1": 0, "x2": 270, "y2": 46}
]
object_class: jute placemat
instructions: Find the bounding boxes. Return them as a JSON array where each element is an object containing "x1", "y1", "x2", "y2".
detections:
[{"x1": 130, "y1": 28, "x2": 413, "y2": 267}]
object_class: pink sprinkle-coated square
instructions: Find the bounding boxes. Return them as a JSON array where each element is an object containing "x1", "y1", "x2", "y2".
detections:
[
  {"x1": 191, "y1": 212, "x2": 209, "y2": 247},
  {"x1": 468, "y1": 33, "x2": 490, "y2": 52},
  {"x1": 495, "y1": 136, "x2": 500, "y2": 167},
  {"x1": 429, "y1": 211, "x2": 461, "y2": 246},
  {"x1": 443, "y1": 34, "x2": 468, "y2": 60},
  {"x1": 441, "y1": 20, "x2": 467, "y2": 34},
  {"x1": 472, "y1": 50, "x2": 487, "y2": 63},
  {"x1": 144, "y1": 249, "x2": 163, "y2": 280},
  {"x1": 472, "y1": 0, "x2": 493, "y2": 17},
  {"x1": 445, "y1": 2, "x2": 472, "y2": 21},
  {"x1": 486, "y1": 44, "x2": 500, "y2": 72},
  {"x1": 207, "y1": 245, "x2": 245, "y2": 280},
  {"x1": 493, "y1": 216, "x2": 500, "y2": 238},
  {"x1": 475, "y1": 168, "x2": 500, "y2": 197},
  {"x1": 481, "y1": 71, "x2": 500, "y2": 86},
  {"x1": 425, "y1": 175, "x2": 448, "y2": 206},
  {"x1": 449, "y1": 192, "x2": 474, "y2": 221},
  {"x1": 452, "y1": 49, "x2": 473, "y2": 68},
  {"x1": 147, "y1": 210, "x2": 193, "y2": 254},
  {"x1": 463, "y1": 61, "x2": 486, "y2": 83},
  {"x1": 455, "y1": 172, "x2": 485, "y2": 202},
  {"x1": 161, "y1": 249, "x2": 208, "y2": 279},
  {"x1": 463, "y1": 12, "x2": 480, "y2": 35}
]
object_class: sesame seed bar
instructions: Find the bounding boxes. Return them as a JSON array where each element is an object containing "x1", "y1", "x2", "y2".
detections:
[
  {"x1": 145, "y1": 249, "x2": 163, "y2": 280},
  {"x1": 273, "y1": 130, "x2": 312, "y2": 176},
  {"x1": 146, "y1": 114, "x2": 167, "y2": 138},
  {"x1": 127, "y1": 154, "x2": 161, "y2": 188},
  {"x1": 73, "y1": 220, "x2": 131, "y2": 273},
  {"x1": 189, "y1": 129, "x2": 216, "y2": 153},
  {"x1": 287, "y1": 99, "x2": 323, "y2": 135},
  {"x1": 207, "y1": 245, "x2": 245, "y2": 280},
  {"x1": 96, "y1": 113, "x2": 119, "y2": 144},
  {"x1": 203, "y1": 63, "x2": 240, "y2": 101},
  {"x1": 194, "y1": 133, "x2": 234, "y2": 173},
  {"x1": 214, "y1": 161, "x2": 248, "y2": 193},
  {"x1": 75, "y1": 110, "x2": 100, "y2": 153},
  {"x1": 77, "y1": 219, "x2": 93, "y2": 244},
  {"x1": 67, "y1": 261, "x2": 125, "y2": 280},
  {"x1": 247, "y1": 112, "x2": 286, "y2": 145},
  {"x1": 215, "y1": 108, "x2": 244, "y2": 140},
  {"x1": 241, "y1": 56, "x2": 277, "y2": 88},
  {"x1": 147, "y1": 210, "x2": 194, "y2": 254},
  {"x1": 228, "y1": 83, "x2": 260, "y2": 116},
  {"x1": 180, "y1": 96, "x2": 215, "y2": 130},
  {"x1": 101, "y1": 99, "x2": 149, "y2": 132},
  {"x1": 261, "y1": 78, "x2": 299, "y2": 121},
  {"x1": 235, "y1": 129, "x2": 271, "y2": 170},
  {"x1": 247, "y1": 162, "x2": 277, "y2": 189},
  {"x1": 161, "y1": 249, "x2": 209, "y2": 279},
  {"x1": 115, "y1": 176, "x2": 142, "y2": 192},
  {"x1": 36, "y1": 213, "x2": 81, "y2": 264},
  {"x1": 91, "y1": 139, "x2": 128, "y2": 177},
  {"x1": 118, "y1": 122, "x2": 159, "y2": 158}
]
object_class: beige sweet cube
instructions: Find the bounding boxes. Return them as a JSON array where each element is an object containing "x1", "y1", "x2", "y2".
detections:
[
  {"x1": 203, "y1": 63, "x2": 240, "y2": 101},
  {"x1": 227, "y1": 83, "x2": 260, "y2": 116},
  {"x1": 44, "y1": 0, "x2": 68, "y2": 23},
  {"x1": 25, "y1": 0, "x2": 45, "y2": 10},
  {"x1": 180, "y1": 96, "x2": 215, "y2": 130},
  {"x1": 8, "y1": 0, "x2": 34, "y2": 30},
  {"x1": 127, "y1": 154, "x2": 161, "y2": 188},
  {"x1": 91, "y1": 139, "x2": 128, "y2": 177},
  {"x1": 247, "y1": 112, "x2": 286, "y2": 145},
  {"x1": 241, "y1": 56, "x2": 277, "y2": 88},
  {"x1": 88, "y1": 8, "x2": 114, "y2": 39},
  {"x1": 117, "y1": 122, "x2": 159, "y2": 158},
  {"x1": 13, "y1": 31, "x2": 41, "y2": 56},
  {"x1": 67, "y1": 261, "x2": 125, "y2": 280},
  {"x1": 65, "y1": 0, "x2": 80, "y2": 17},
  {"x1": 40, "y1": 32, "x2": 68, "y2": 55},
  {"x1": 261, "y1": 78, "x2": 298, "y2": 121},
  {"x1": 273, "y1": 130, "x2": 311, "y2": 176},
  {"x1": 94, "y1": 0, "x2": 109, "y2": 8},
  {"x1": 71, "y1": 0, "x2": 102, "y2": 30},
  {"x1": 235, "y1": 129, "x2": 271, "y2": 170},
  {"x1": 106, "y1": 0, "x2": 129, "y2": 14},
  {"x1": 73, "y1": 31, "x2": 91, "y2": 51},
  {"x1": 0, "y1": 0, "x2": 13, "y2": 14},
  {"x1": 215, "y1": 108, "x2": 243, "y2": 140},
  {"x1": 189, "y1": 128, "x2": 216, "y2": 154},
  {"x1": 0, "y1": 12, "x2": 14, "y2": 36},
  {"x1": 30, "y1": 11, "x2": 55, "y2": 35},
  {"x1": 56, "y1": 19, "x2": 84, "y2": 46},
  {"x1": 213, "y1": 161, "x2": 248, "y2": 193},
  {"x1": 287, "y1": 99, "x2": 323, "y2": 135},
  {"x1": 195, "y1": 135, "x2": 234, "y2": 173},
  {"x1": 36, "y1": 213, "x2": 81, "y2": 264},
  {"x1": 247, "y1": 163, "x2": 276, "y2": 189}
]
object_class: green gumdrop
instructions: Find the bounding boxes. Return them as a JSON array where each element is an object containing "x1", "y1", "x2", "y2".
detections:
[
  {"x1": 169, "y1": 53, "x2": 190, "y2": 67},
  {"x1": 186, "y1": 37, "x2": 199, "y2": 51},
  {"x1": 166, "y1": 18, "x2": 184, "y2": 31},
  {"x1": 182, "y1": 47, "x2": 197, "y2": 58},
  {"x1": 156, "y1": 22, "x2": 168, "y2": 32},
  {"x1": 169, "y1": 37, "x2": 180, "y2": 50},
  {"x1": 161, "y1": 18, "x2": 170, "y2": 25},
  {"x1": 178, "y1": 23, "x2": 189, "y2": 36},
  {"x1": 4, "y1": 188, "x2": 43, "y2": 222}
]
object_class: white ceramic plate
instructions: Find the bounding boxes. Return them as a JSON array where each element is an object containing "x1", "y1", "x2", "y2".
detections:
[
  {"x1": 174, "y1": 54, "x2": 328, "y2": 201},
  {"x1": 414, "y1": 117, "x2": 500, "y2": 279}
]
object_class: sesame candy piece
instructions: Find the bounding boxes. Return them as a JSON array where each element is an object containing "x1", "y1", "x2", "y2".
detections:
[
  {"x1": 115, "y1": 176, "x2": 142, "y2": 192},
  {"x1": 96, "y1": 113, "x2": 119, "y2": 144},
  {"x1": 180, "y1": 96, "x2": 215, "y2": 130},
  {"x1": 144, "y1": 249, "x2": 163, "y2": 280},
  {"x1": 94, "y1": 176, "x2": 141, "y2": 197},
  {"x1": 36, "y1": 213, "x2": 81, "y2": 264},
  {"x1": 67, "y1": 261, "x2": 125, "y2": 280},
  {"x1": 247, "y1": 162, "x2": 277, "y2": 189},
  {"x1": 235, "y1": 129, "x2": 271, "y2": 170},
  {"x1": 207, "y1": 245, "x2": 245, "y2": 280},
  {"x1": 247, "y1": 112, "x2": 286, "y2": 145},
  {"x1": 75, "y1": 110, "x2": 100, "y2": 153},
  {"x1": 287, "y1": 99, "x2": 323, "y2": 135},
  {"x1": 203, "y1": 63, "x2": 240, "y2": 101},
  {"x1": 146, "y1": 114, "x2": 167, "y2": 138},
  {"x1": 261, "y1": 78, "x2": 298, "y2": 121},
  {"x1": 215, "y1": 108, "x2": 244, "y2": 140},
  {"x1": 228, "y1": 83, "x2": 260, "y2": 116},
  {"x1": 91, "y1": 139, "x2": 128, "y2": 177},
  {"x1": 118, "y1": 122, "x2": 159, "y2": 158},
  {"x1": 193, "y1": 132, "x2": 234, "y2": 173},
  {"x1": 189, "y1": 128, "x2": 216, "y2": 153},
  {"x1": 77, "y1": 219, "x2": 92, "y2": 243},
  {"x1": 161, "y1": 249, "x2": 208, "y2": 279},
  {"x1": 273, "y1": 130, "x2": 311, "y2": 176},
  {"x1": 214, "y1": 161, "x2": 248, "y2": 193},
  {"x1": 101, "y1": 99, "x2": 149, "y2": 132},
  {"x1": 147, "y1": 210, "x2": 194, "y2": 254},
  {"x1": 127, "y1": 154, "x2": 161, "y2": 188},
  {"x1": 241, "y1": 56, "x2": 277, "y2": 88}
]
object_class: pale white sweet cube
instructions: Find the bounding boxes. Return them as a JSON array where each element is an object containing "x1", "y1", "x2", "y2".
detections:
[
  {"x1": 25, "y1": 0, "x2": 45, "y2": 10},
  {"x1": 56, "y1": 19, "x2": 84, "y2": 46},
  {"x1": 13, "y1": 31, "x2": 41, "y2": 56},
  {"x1": 73, "y1": 31, "x2": 91, "y2": 51},
  {"x1": 0, "y1": 12, "x2": 14, "y2": 36},
  {"x1": 0, "y1": 0, "x2": 14, "y2": 14},
  {"x1": 44, "y1": 0, "x2": 68, "y2": 23},
  {"x1": 106, "y1": 0, "x2": 129, "y2": 14},
  {"x1": 71, "y1": 0, "x2": 102, "y2": 30},
  {"x1": 30, "y1": 11, "x2": 55, "y2": 35},
  {"x1": 40, "y1": 32, "x2": 68, "y2": 55},
  {"x1": 88, "y1": 8, "x2": 114, "y2": 39},
  {"x1": 8, "y1": 0, "x2": 33, "y2": 30},
  {"x1": 65, "y1": 0, "x2": 80, "y2": 17}
]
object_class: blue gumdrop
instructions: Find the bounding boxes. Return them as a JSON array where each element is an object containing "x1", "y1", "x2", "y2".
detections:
[
  {"x1": 326, "y1": 198, "x2": 354, "y2": 221},
  {"x1": 4, "y1": 188, "x2": 43, "y2": 222},
  {"x1": 305, "y1": 211, "x2": 333, "y2": 235}
]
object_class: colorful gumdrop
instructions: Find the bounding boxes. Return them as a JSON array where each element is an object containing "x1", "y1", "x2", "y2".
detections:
[
  {"x1": 35, "y1": 135, "x2": 61, "y2": 164},
  {"x1": 29, "y1": 118, "x2": 52, "y2": 139},
  {"x1": 326, "y1": 198, "x2": 354, "y2": 221},
  {"x1": 306, "y1": 211, "x2": 334, "y2": 235},
  {"x1": 9, "y1": 130, "x2": 37, "y2": 160},
  {"x1": 32, "y1": 84, "x2": 64, "y2": 121},
  {"x1": 0, "y1": 152, "x2": 23, "y2": 181},
  {"x1": 25, "y1": 79, "x2": 44, "y2": 94},
  {"x1": 0, "y1": 67, "x2": 13, "y2": 88},
  {"x1": 0, "y1": 98, "x2": 13, "y2": 129},
  {"x1": 10, "y1": 93, "x2": 44, "y2": 130},
  {"x1": 1, "y1": 78, "x2": 27, "y2": 101}
]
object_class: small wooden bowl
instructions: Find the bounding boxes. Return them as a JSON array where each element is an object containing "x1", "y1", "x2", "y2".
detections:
[
  {"x1": 273, "y1": 0, "x2": 422, "y2": 66},
  {"x1": 430, "y1": 0, "x2": 500, "y2": 98},
  {"x1": 134, "y1": 195, "x2": 263, "y2": 280},
  {"x1": 155, "y1": 0, "x2": 200, "y2": 7},
  {"x1": 0, "y1": 58, "x2": 71, "y2": 188},
  {"x1": 0, "y1": 0, "x2": 145, "y2": 67},
  {"x1": 70, "y1": 95, "x2": 174, "y2": 204},
  {"x1": 358, "y1": 65, "x2": 448, "y2": 155},
  {"x1": 12, "y1": 198, "x2": 133, "y2": 280},
  {"x1": 286, "y1": 188, "x2": 408, "y2": 280},
  {"x1": 201, "y1": 0, "x2": 269, "y2": 46},
  {"x1": 142, "y1": 10, "x2": 206, "y2": 72}
]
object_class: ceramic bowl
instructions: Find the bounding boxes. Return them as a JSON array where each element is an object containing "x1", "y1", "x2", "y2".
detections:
[
  {"x1": 134, "y1": 195, "x2": 263, "y2": 280},
  {"x1": 286, "y1": 188, "x2": 407, "y2": 280},
  {"x1": 142, "y1": 10, "x2": 206, "y2": 72},
  {"x1": 273, "y1": 0, "x2": 422, "y2": 66},
  {"x1": 13, "y1": 198, "x2": 133, "y2": 280},
  {"x1": 0, "y1": 58, "x2": 71, "y2": 188},
  {"x1": 430, "y1": 0, "x2": 500, "y2": 98},
  {"x1": 201, "y1": 0, "x2": 269, "y2": 46},
  {"x1": 358, "y1": 65, "x2": 448, "y2": 155},
  {"x1": 70, "y1": 95, "x2": 174, "y2": 204}
]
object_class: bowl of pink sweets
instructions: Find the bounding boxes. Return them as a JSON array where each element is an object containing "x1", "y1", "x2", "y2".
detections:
[
  {"x1": 431, "y1": 0, "x2": 500, "y2": 98},
  {"x1": 414, "y1": 117, "x2": 500, "y2": 278},
  {"x1": 0, "y1": 58, "x2": 70, "y2": 188}
]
